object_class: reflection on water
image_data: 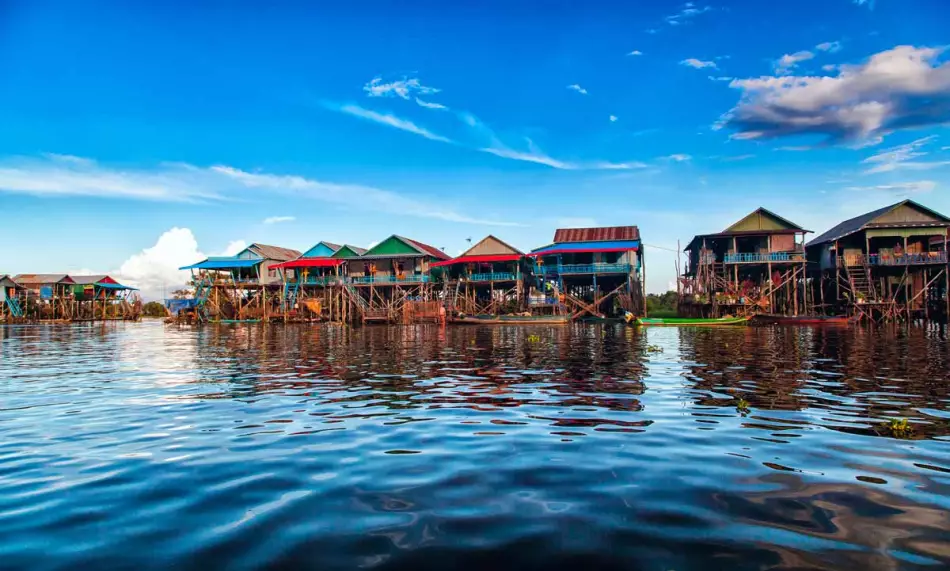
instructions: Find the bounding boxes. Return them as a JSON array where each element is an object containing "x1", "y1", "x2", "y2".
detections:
[{"x1": 1, "y1": 322, "x2": 949, "y2": 569}]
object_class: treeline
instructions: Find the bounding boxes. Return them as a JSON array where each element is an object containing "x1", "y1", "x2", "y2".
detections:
[{"x1": 646, "y1": 291, "x2": 678, "y2": 317}]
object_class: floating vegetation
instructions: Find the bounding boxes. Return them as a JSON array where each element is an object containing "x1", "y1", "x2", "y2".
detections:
[
  {"x1": 881, "y1": 418, "x2": 914, "y2": 439},
  {"x1": 646, "y1": 344, "x2": 663, "y2": 353},
  {"x1": 736, "y1": 398, "x2": 750, "y2": 415},
  {"x1": 527, "y1": 335, "x2": 541, "y2": 343}
]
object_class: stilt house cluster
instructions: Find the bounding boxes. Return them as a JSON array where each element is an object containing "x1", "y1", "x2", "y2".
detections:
[
  {"x1": 174, "y1": 226, "x2": 647, "y2": 324},
  {"x1": 0, "y1": 273, "x2": 140, "y2": 323},
  {"x1": 679, "y1": 199, "x2": 950, "y2": 323}
]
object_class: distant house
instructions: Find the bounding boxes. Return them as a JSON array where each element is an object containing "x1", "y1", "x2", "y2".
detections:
[
  {"x1": 181, "y1": 243, "x2": 301, "y2": 285},
  {"x1": 528, "y1": 225, "x2": 644, "y2": 318},
  {"x1": 349, "y1": 235, "x2": 450, "y2": 284},
  {"x1": 805, "y1": 199, "x2": 950, "y2": 320},
  {"x1": 13, "y1": 274, "x2": 75, "y2": 299},
  {"x1": 0, "y1": 275, "x2": 24, "y2": 319},
  {"x1": 681, "y1": 207, "x2": 810, "y2": 317},
  {"x1": 431, "y1": 235, "x2": 526, "y2": 315},
  {"x1": 69, "y1": 275, "x2": 137, "y2": 300}
]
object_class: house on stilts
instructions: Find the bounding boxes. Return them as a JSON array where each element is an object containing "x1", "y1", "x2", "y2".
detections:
[
  {"x1": 805, "y1": 199, "x2": 950, "y2": 323},
  {"x1": 181, "y1": 243, "x2": 301, "y2": 322},
  {"x1": 431, "y1": 235, "x2": 526, "y2": 317},
  {"x1": 0, "y1": 275, "x2": 26, "y2": 322},
  {"x1": 68, "y1": 275, "x2": 141, "y2": 321},
  {"x1": 273, "y1": 241, "x2": 366, "y2": 322},
  {"x1": 13, "y1": 274, "x2": 75, "y2": 321},
  {"x1": 680, "y1": 208, "x2": 810, "y2": 318},
  {"x1": 527, "y1": 226, "x2": 644, "y2": 319},
  {"x1": 345, "y1": 235, "x2": 450, "y2": 323}
]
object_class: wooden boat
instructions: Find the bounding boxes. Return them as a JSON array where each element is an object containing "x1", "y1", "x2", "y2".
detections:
[
  {"x1": 635, "y1": 315, "x2": 751, "y2": 327},
  {"x1": 450, "y1": 314, "x2": 569, "y2": 325},
  {"x1": 754, "y1": 314, "x2": 850, "y2": 326}
]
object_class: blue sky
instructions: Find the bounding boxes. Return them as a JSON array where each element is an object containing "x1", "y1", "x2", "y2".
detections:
[{"x1": 2, "y1": 0, "x2": 950, "y2": 297}]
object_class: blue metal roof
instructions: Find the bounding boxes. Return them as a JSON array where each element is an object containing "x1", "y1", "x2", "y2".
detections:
[
  {"x1": 530, "y1": 240, "x2": 640, "y2": 255},
  {"x1": 180, "y1": 257, "x2": 263, "y2": 270},
  {"x1": 97, "y1": 283, "x2": 138, "y2": 291}
]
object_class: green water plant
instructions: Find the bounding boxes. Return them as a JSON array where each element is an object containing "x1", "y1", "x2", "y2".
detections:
[
  {"x1": 646, "y1": 344, "x2": 663, "y2": 353},
  {"x1": 736, "y1": 397, "x2": 750, "y2": 415},
  {"x1": 527, "y1": 334, "x2": 541, "y2": 343},
  {"x1": 881, "y1": 418, "x2": 914, "y2": 439}
]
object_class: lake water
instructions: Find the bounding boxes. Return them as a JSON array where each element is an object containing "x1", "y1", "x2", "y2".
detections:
[{"x1": 1, "y1": 321, "x2": 949, "y2": 570}]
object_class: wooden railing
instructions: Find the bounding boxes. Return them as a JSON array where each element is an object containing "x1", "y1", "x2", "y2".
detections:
[
  {"x1": 556, "y1": 263, "x2": 632, "y2": 275},
  {"x1": 724, "y1": 252, "x2": 805, "y2": 263},
  {"x1": 350, "y1": 274, "x2": 430, "y2": 285},
  {"x1": 468, "y1": 272, "x2": 516, "y2": 282},
  {"x1": 838, "y1": 252, "x2": 948, "y2": 267}
]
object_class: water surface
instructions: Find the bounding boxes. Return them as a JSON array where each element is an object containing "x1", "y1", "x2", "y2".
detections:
[{"x1": 1, "y1": 322, "x2": 949, "y2": 570}]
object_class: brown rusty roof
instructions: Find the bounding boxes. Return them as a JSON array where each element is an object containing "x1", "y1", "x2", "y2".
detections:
[
  {"x1": 248, "y1": 243, "x2": 302, "y2": 261},
  {"x1": 553, "y1": 226, "x2": 640, "y2": 243},
  {"x1": 13, "y1": 274, "x2": 75, "y2": 285}
]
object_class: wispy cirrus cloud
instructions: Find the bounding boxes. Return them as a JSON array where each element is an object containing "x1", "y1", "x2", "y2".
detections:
[
  {"x1": 719, "y1": 45, "x2": 950, "y2": 143},
  {"x1": 567, "y1": 84, "x2": 588, "y2": 95},
  {"x1": 0, "y1": 153, "x2": 521, "y2": 227},
  {"x1": 853, "y1": 0, "x2": 875, "y2": 9},
  {"x1": 662, "y1": 154, "x2": 692, "y2": 162},
  {"x1": 363, "y1": 76, "x2": 447, "y2": 111},
  {"x1": 262, "y1": 216, "x2": 295, "y2": 224},
  {"x1": 331, "y1": 103, "x2": 454, "y2": 143},
  {"x1": 627, "y1": 50, "x2": 643, "y2": 56},
  {"x1": 845, "y1": 180, "x2": 936, "y2": 195},
  {"x1": 861, "y1": 136, "x2": 950, "y2": 173},
  {"x1": 774, "y1": 50, "x2": 814, "y2": 74},
  {"x1": 665, "y1": 3, "x2": 712, "y2": 26},
  {"x1": 816, "y1": 41, "x2": 843, "y2": 53},
  {"x1": 681, "y1": 58, "x2": 717, "y2": 69}
]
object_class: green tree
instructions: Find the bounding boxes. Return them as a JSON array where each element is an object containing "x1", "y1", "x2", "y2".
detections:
[{"x1": 142, "y1": 301, "x2": 167, "y2": 318}]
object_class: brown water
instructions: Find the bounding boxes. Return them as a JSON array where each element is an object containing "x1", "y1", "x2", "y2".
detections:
[{"x1": 0, "y1": 322, "x2": 949, "y2": 570}]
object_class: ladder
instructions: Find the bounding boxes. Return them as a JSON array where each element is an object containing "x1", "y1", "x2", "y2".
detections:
[
  {"x1": 846, "y1": 259, "x2": 876, "y2": 302},
  {"x1": 5, "y1": 296, "x2": 23, "y2": 318},
  {"x1": 283, "y1": 281, "x2": 302, "y2": 311}
]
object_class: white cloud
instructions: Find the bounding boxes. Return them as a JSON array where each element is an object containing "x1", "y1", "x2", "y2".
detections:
[
  {"x1": 0, "y1": 153, "x2": 521, "y2": 227},
  {"x1": 681, "y1": 58, "x2": 717, "y2": 69},
  {"x1": 333, "y1": 103, "x2": 453, "y2": 143},
  {"x1": 221, "y1": 240, "x2": 248, "y2": 256},
  {"x1": 665, "y1": 3, "x2": 712, "y2": 25},
  {"x1": 853, "y1": 0, "x2": 875, "y2": 8},
  {"x1": 0, "y1": 154, "x2": 224, "y2": 203},
  {"x1": 567, "y1": 84, "x2": 588, "y2": 95},
  {"x1": 645, "y1": 28, "x2": 658, "y2": 34},
  {"x1": 415, "y1": 98, "x2": 447, "y2": 110},
  {"x1": 723, "y1": 154, "x2": 755, "y2": 161},
  {"x1": 774, "y1": 50, "x2": 814, "y2": 74},
  {"x1": 262, "y1": 215, "x2": 295, "y2": 224},
  {"x1": 776, "y1": 145, "x2": 813, "y2": 151},
  {"x1": 845, "y1": 180, "x2": 936, "y2": 195},
  {"x1": 822, "y1": 64, "x2": 838, "y2": 72},
  {"x1": 720, "y1": 45, "x2": 950, "y2": 143},
  {"x1": 708, "y1": 76, "x2": 733, "y2": 81},
  {"x1": 113, "y1": 228, "x2": 205, "y2": 300},
  {"x1": 627, "y1": 50, "x2": 643, "y2": 56},
  {"x1": 609, "y1": 115, "x2": 618, "y2": 122},
  {"x1": 663, "y1": 153, "x2": 692, "y2": 162},
  {"x1": 364, "y1": 76, "x2": 440, "y2": 100},
  {"x1": 816, "y1": 41, "x2": 842, "y2": 53}
]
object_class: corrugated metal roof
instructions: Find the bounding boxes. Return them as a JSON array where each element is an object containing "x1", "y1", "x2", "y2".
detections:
[
  {"x1": 807, "y1": 200, "x2": 950, "y2": 247},
  {"x1": 13, "y1": 274, "x2": 74, "y2": 284},
  {"x1": 248, "y1": 243, "x2": 301, "y2": 261},
  {"x1": 322, "y1": 241, "x2": 342, "y2": 252},
  {"x1": 395, "y1": 236, "x2": 451, "y2": 260},
  {"x1": 70, "y1": 275, "x2": 110, "y2": 285},
  {"x1": 346, "y1": 245, "x2": 368, "y2": 255},
  {"x1": 0, "y1": 275, "x2": 22, "y2": 288},
  {"x1": 530, "y1": 240, "x2": 640, "y2": 255},
  {"x1": 179, "y1": 258, "x2": 263, "y2": 270},
  {"x1": 553, "y1": 226, "x2": 640, "y2": 243}
]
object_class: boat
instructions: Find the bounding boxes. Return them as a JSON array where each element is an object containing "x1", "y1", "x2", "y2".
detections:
[
  {"x1": 634, "y1": 315, "x2": 752, "y2": 327},
  {"x1": 450, "y1": 314, "x2": 569, "y2": 325},
  {"x1": 754, "y1": 314, "x2": 850, "y2": 326}
]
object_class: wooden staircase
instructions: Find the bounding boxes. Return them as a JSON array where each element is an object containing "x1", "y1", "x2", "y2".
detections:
[{"x1": 846, "y1": 259, "x2": 877, "y2": 302}]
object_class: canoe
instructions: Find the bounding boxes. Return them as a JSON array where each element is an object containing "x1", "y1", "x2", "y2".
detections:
[
  {"x1": 755, "y1": 314, "x2": 850, "y2": 326},
  {"x1": 450, "y1": 315, "x2": 569, "y2": 325},
  {"x1": 636, "y1": 316, "x2": 751, "y2": 327}
]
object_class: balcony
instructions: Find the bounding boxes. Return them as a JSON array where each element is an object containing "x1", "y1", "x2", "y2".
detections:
[
  {"x1": 724, "y1": 252, "x2": 805, "y2": 264},
  {"x1": 299, "y1": 276, "x2": 343, "y2": 286},
  {"x1": 556, "y1": 263, "x2": 632, "y2": 275},
  {"x1": 467, "y1": 272, "x2": 516, "y2": 282},
  {"x1": 840, "y1": 252, "x2": 948, "y2": 267},
  {"x1": 350, "y1": 274, "x2": 430, "y2": 285}
]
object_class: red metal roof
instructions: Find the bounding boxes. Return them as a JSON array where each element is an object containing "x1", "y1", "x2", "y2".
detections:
[
  {"x1": 430, "y1": 254, "x2": 522, "y2": 267},
  {"x1": 272, "y1": 258, "x2": 344, "y2": 269},
  {"x1": 527, "y1": 246, "x2": 637, "y2": 257},
  {"x1": 406, "y1": 238, "x2": 451, "y2": 260},
  {"x1": 553, "y1": 226, "x2": 640, "y2": 243}
]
